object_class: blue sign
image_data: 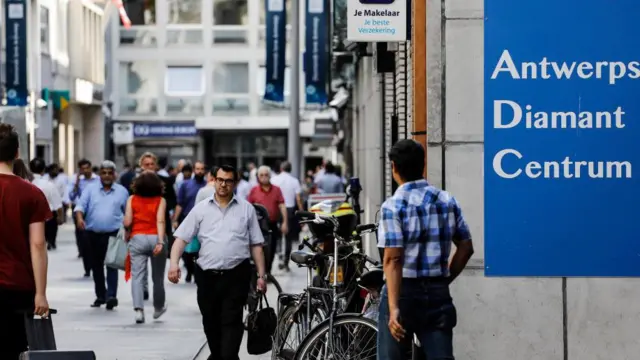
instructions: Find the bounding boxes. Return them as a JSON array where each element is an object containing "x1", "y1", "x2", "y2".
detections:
[
  {"x1": 484, "y1": 0, "x2": 640, "y2": 277},
  {"x1": 5, "y1": 0, "x2": 28, "y2": 106},
  {"x1": 264, "y1": 0, "x2": 287, "y2": 103},
  {"x1": 304, "y1": 0, "x2": 328, "y2": 105},
  {"x1": 133, "y1": 123, "x2": 197, "y2": 138}
]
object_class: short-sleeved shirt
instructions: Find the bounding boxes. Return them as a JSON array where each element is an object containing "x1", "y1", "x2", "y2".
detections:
[
  {"x1": 174, "y1": 195, "x2": 265, "y2": 270},
  {"x1": 247, "y1": 185, "x2": 285, "y2": 222},
  {"x1": 271, "y1": 172, "x2": 302, "y2": 208},
  {"x1": 195, "y1": 185, "x2": 216, "y2": 205},
  {"x1": 177, "y1": 178, "x2": 207, "y2": 217},
  {"x1": 0, "y1": 174, "x2": 52, "y2": 291},
  {"x1": 377, "y1": 179, "x2": 472, "y2": 279},
  {"x1": 32, "y1": 174, "x2": 63, "y2": 211},
  {"x1": 74, "y1": 182, "x2": 129, "y2": 233}
]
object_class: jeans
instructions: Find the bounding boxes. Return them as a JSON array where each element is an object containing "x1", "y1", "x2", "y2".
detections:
[
  {"x1": 85, "y1": 230, "x2": 119, "y2": 301},
  {"x1": 128, "y1": 234, "x2": 166, "y2": 310},
  {"x1": 196, "y1": 260, "x2": 251, "y2": 360},
  {"x1": 0, "y1": 288, "x2": 34, "y2": 360},
  {"x1": 377, "y1": 279, "x2": 457, "y2": 360}
]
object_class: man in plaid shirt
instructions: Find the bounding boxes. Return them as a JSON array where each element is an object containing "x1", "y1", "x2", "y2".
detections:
[{"x1": 377, "y1": 139, "x2": 475, "y2": 360}]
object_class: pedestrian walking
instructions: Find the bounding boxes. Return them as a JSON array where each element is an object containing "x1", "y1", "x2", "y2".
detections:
[
  {"x1": 235, "y1": 170, "x2": 252, "y2": 200},
  {"x1": 0, "y1": 124, "x2": 51, "y2": 360},
  {"x1": 247, "y1": 165, "x2": 288, "y2": 275},
  {"x1": 69, "y1": 159, "x2": 99, "y2": 276},
  {"x1": 377, "y1": 139, "x2": 475, "y2": 360},
  {"x1": 44, "y1": 163, "x2": 71, "y2": 223},
  {"x1": 12, "y1": 158, "x2": 34, "y2": 181},
  {"x1": 172, "y1": 161, "x2": 207, "y2": 283},
  {"x1": 74, "y1": 160, "x2": 129, "y2": 310},
  {"x1": 169, "y1": 164, "x2": 267, "y2": 360},
  {"x1": 315, "y1": 162, "x2": 344, "y2": 194},
  {"x1": 123, "y1": 171, "x2": 168, "y2": 324},
  {"x1": 194, "y1": 168, "x2": 216, "y2": 204},
  {"x1": 30, "y1": 158, "x2": 64, "y2": 250},
  {"x1": 271, "y1": 161, "x2": 303, "y2": 272}
]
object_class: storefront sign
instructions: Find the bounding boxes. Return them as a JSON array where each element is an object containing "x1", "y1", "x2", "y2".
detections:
[
  {"x1": 5, "y1": 0, "x2": 28, "y2": 106},
  {"x1": 347, "y1": 0, "x2": 409, "y2": 42},
  {"x1": 133, "y1": 123, "x2": 197, "y2": 138},
  {"x1": 264, "y1": 0, "x2": 287, "y2": 103},
  {"x1": 484, "y1": 0, "x2": 640, "y2": 276},
  {"x1": 304, "y1": 0, "x2": 329, "y2": 105}
]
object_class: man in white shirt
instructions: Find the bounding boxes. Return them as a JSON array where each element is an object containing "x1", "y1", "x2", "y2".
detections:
[
  {"x1": 271, "y1": 161, "x2": 303, "y2": 271},
  {"x1": 235, "y1": 170, "x2": 252, "y2": 200},
  {"x1": 30, "y1": 158, "x2": 63, "y2": 250}
]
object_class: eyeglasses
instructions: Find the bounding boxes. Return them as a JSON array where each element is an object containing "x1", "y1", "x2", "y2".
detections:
[
  {"x1": 100, "y1": 170, "x2": 114, "y2": 176},
  {"x1": 216, "y1": 177, "x2": 235, "y2": 186}
]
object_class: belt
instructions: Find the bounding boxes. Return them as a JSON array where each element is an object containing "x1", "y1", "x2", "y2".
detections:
[
  {"x1": 197, "y1": 259, "x2": 250, "y2": 275},
  {"x1": 404, "y1": 276, "x2": 449, "y2": 284}
]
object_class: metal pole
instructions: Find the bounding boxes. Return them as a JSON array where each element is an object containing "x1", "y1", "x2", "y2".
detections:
[{"x1": 287, "y1": 0, "x2": 301, "y2": 179}]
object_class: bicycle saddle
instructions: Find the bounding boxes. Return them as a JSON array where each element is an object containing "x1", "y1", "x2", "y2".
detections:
[
  {"x1": 290, "y1": 250, "x2": 319, "y2": 266},
  {"x1": 358, "y1": 268, "x2": 384, "y2": 290}
]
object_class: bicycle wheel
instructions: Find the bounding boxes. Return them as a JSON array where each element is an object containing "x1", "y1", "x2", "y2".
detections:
[
  {"x1": 273, "y1": 298, "x2": 327, "y2": 360},
  {"x1": 268, "y1": 273, "x2": 283, "y2": 294},
  {"x1": 294, "y1": 314, "x2": 378, "y2": 360}
]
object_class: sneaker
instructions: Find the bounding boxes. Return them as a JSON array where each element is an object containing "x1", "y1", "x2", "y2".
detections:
[
  {"x1": 153, "y1": 306, "x2": 167, "y2": 320},
  {"x1": 135, "y1": 310, "x2": 145, "y2": 324}
]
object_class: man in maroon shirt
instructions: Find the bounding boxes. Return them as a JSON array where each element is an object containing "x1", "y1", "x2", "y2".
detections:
[
  {"x1": 247, "y1": 165, "x2": 288, "y2": 275},
  {"x1": 0, "y1": 124, "x2": 51, "y2": 359}
]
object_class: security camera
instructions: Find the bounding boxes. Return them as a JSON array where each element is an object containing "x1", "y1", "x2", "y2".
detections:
[{"x1": 35, "y1": 98, "x2": 48, "y2": 109}]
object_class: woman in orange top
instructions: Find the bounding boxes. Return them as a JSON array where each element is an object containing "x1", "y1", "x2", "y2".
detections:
[{"x1": 123, "y1": 171, "x2": 167, "y2": 324}]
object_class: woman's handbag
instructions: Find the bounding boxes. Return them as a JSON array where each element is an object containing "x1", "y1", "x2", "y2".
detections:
[
  {"x1": 105, "y1": 227, "x2": 128, "y2": 270},
  {"x1": 246, "y1": 293, "x2": 277, "y2": 355},
  {"x1": 184, "y1": 236, "x2": 201, "y2": 254}
]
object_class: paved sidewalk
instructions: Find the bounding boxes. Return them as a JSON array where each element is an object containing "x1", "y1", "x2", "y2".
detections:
[{"x1": 48, "y1": 224, "x2": 205, "y2": 360}]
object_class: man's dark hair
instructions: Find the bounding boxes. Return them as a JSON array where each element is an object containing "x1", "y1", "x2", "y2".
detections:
[
  {"x1": 182, "y1": 163, "x2": 193, "y2": 173},
  {"x1": 47, "y1": 163, "x2": 60, "y2": 174},
  {"x1": 158, "y1": 157, "x2": 168, "y2": 169},
  {"x1": 78, "y1": 158, "x2": 91, "y2": 168},
  {"x1": 13, "y1": 159, "x2": 33, "y2": 181},
  {"x1": 0, "y1": 123, "x2": 19, "y2": 162},
  {"x1": 281, "y1": 161, "x2": 292, "y2": 173},
  {"x1": 324, "y1": 162, "x2": 336, "y2": 174},
  {"x1": 29, "y1": 158, "x2": 47, "y2": 174},
  {"x1": 389, "y1": 139, "x2": 425, "y2": 182},
  {"x1": 131, "y1": 171, "x2": 165, "y2": 197},
  {"x1": 214, "y1": 164, "x2": 239, "y2": 182}
]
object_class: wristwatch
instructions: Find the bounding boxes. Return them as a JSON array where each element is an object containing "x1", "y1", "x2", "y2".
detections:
[{"x1": 258, "y1": 274, "x2": 268, "y2": 280}]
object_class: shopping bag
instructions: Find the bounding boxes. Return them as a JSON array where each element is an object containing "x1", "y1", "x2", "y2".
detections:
[
  {"x1": 23, "y1": 309, "x2": 58, "y2": 351},
  {"x1": 246, "y1": 294, "x2": 277, "y2": 355},
  {"x1": 20, "y1": 350, "x2": 96, "y2": 360},
  {"x1": 184, "y1": 236, "x2": 201, "y2": 254},
  {"x1": 105, "y1": 227, "x2": 128, "y2": 270}
]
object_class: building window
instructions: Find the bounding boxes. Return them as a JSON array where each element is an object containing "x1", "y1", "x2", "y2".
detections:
[
  {"x1": 256, "y1": 66, "x2": 291, "y2": 96},
  {"x1": 168, "y1": 0, "x2": 201, "y2": 24},
  {"x1": 213, "y1": 0, "x2": 248, "y2": 25},
  {"x1": 119, "y1": 61, "x2": 159, "y2": 95},
  {"x1": 40, "y1": 6, "x2": 49, "y2": 50},
  {"x1": 165, "y1": 66, "x2": 205, "y2": 96},
  {"x1": 213, "y1": 63, "x2": 249, "y2": 94},
  {"x1": 259, "y1": 0, "x2": 291, "y2": 24},
  {"x1": 122, "y1": 0, "x2": 156, "y2": 25}
]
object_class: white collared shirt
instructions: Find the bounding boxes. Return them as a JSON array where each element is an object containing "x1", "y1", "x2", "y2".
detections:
[
  {"x1": 271, "y1": 171, "x2": 301, "y2": 208},
  {"x1": 32, "y1": 174, "x2": 63, "y2": 211}
]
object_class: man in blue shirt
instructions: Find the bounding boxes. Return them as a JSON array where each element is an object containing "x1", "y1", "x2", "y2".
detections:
[
  {"x1": 68, "y1": 159, "x2": 99, "y2": 276},
  {"x1": 377, "y1": 140, "x2": 475, "y2": 360},
  {"x1": 75, "y1": 161, "x2": 129, "y2": 310},
  {"x1": 172, "y1": 161, "x2": 206, "y2": 283}
]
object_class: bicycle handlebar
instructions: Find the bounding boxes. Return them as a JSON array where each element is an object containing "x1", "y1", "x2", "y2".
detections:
[{"x1": 295, "y1": 211, "x2": 340, "y2": 232}]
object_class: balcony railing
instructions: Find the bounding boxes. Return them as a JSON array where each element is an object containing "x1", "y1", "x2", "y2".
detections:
[
  {"x1": 119, "y1": 26, "x2": 158, "y2": 47},
  {"x1": 166, "y1": 26, "x2": 204, "y2": 46},
  {"x1": 166, "y1": 96, "x2": 205, "y2": 115},
  {"x1": 119, "y1": 96, "x2": 158, "y2": 115},
  {"x1": 212, "y1": 95, "x2": 250, "y2": 115},
  {"x1": 212, "y1": 26, "x2": 249, "y2": 45}
]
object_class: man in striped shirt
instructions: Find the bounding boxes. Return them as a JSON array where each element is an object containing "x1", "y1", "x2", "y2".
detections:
[{"x1": 377, "y1": 139, "x2": 475, "y2": 360}]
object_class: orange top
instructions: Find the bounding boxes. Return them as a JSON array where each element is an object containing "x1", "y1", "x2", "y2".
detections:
[{"x1": 130, "y1": 195, "x2": 162, "y2": 237}]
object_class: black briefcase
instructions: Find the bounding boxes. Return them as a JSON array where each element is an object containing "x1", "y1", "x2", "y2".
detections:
[{"x1": 20, "y1": 351, "x2": 96, "y2": 360}]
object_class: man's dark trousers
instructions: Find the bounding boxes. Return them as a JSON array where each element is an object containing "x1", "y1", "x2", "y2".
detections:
[
  {"x1": 377, "y1": 278, "x2": 457, "y2": 360},
  {"x1": 280, "y1": 207, "x2": 299, "y2": 268},
  {"x1": 0, "y1": 288, "x2": 34, "y2": 360},
  {"x1": 44, "y1": 211, "x2": 58, "y2": 248},
  {"x1": 267, "y1": 222, "x2": 282, "y2": 274},
  {"x1": 196, "y1": 260, "x2": 251, "y2": 360},
  {"x1": 85, "y1": 230, "x2": 119, "y2": 301},
  {"x1": 73, "y1": 205, "x2": 91, "y2": 275}
]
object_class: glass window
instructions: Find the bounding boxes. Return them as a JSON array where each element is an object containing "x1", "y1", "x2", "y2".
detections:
[
  {"x1": 118, "y1": 61, "x2": 159, "y2": 95},
  {"x1": 213, "y1": 63, "x2": 249, "y2": 94},
  {"x1": 122, "y1": 0, "x2": 156, "y2": 25},
  {"x1": 213, "y1": 0, "x2": 248, "y2": 25},
  {"x1": 165, "y1": 66, "x2": 205, "y2": 96},
  {"x1": 40, "y1": 6, "x2": 49, "y2": 50},
  {"x1": 256, "y1": 66, "x2": 291, "y2": 96},
  {"x1": 259, "y1": 0, "x2": 292, "y2": 24},
  {"x1": 168, "y1": 0, "x2": 201, "y2": 24}
]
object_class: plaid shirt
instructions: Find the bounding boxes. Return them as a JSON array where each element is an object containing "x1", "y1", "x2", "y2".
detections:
[{"x1": 377, "y1": 179, "x2": 472, "y2": 278}]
